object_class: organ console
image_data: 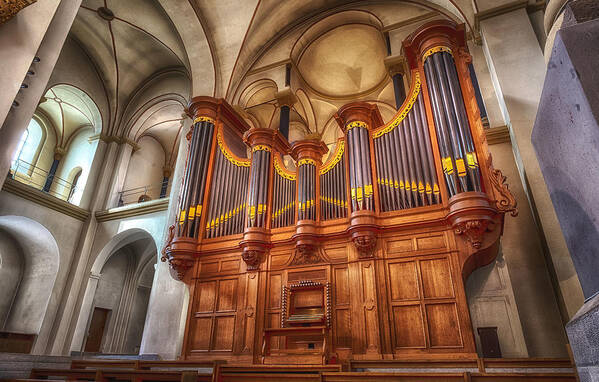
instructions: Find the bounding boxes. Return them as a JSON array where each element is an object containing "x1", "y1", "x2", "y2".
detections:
[{"x1": 162, "y1": 20, "x2": 518, "y2": 364}]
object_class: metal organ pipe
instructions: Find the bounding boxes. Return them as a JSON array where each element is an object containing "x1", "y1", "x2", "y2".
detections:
[
  {"x1": 177, "y1": 117, "x2": 215, "y2": 239},
  {"x1": 319, "y1": 140, "x2": 348, "y2": 221},
  {"x1": 271, "y1": 154, "x2": 297, "y2": 229},
  {"x1": 423, "y1": 47, "x2": 481, "y2": 196},
  {"x1": 372, "y1": 72, "x2": 440, "y2": 212},
  {"x1": 346, "y1": 122, "x2": 374, "y2": 212},
  {"x1": 203, "y1": 128, "x2": 250, "y2": 238}
]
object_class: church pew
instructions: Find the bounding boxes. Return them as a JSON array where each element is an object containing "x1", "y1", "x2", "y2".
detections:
[
  {"x1": 319, "y1": 372, "x2": 577, "y2": 382},
  {"x1": 30, "y1": 367, "x2": 213, "y2": 381},
  {"x1": 219, "y1": 373, "x2": 321, "y2": 382}
]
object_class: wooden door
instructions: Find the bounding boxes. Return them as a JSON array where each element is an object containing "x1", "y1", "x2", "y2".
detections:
[{"x1": 84, "y1": 307, "x2": 110, "y2": 352}]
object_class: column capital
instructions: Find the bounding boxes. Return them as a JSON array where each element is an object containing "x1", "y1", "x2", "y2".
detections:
[
  {"x1": 54, "y1": 147, "x2": 66, "y2": 160},
  {"x1": 275, "y1": 88, "x2": 297, "y2": 108},
  {"x1": 384, "y1": 55, "x2": 407, "y2": 77},
  {"x1": 290, "y1": 139, "x2": 328, "y2": 165}
]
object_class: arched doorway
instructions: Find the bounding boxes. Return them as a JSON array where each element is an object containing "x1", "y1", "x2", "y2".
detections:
[
  {"x1": 0, "y1": 216, "x2": 60, "y2": 353},
  {"x1": 74, "y1": 229, "x2": 157, "y2": 354}
]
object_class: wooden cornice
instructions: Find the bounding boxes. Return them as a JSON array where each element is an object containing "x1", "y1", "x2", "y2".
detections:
[
  {"x1": 1, "y1": 178, "x2": 90, "y2": 221},
  {"x1": 95, "y1": 197, "x2": 170, "y2": 222},
  {"x1": 485, "y1": 125, "x2": 511, "y2": 145}
]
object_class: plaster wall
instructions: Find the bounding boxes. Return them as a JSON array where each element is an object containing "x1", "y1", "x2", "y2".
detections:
[
  {"x1": 0, "y1": 191, "x2": 84, "y2": 353},
  {"x1": 122, "y1": 137, "x2": 165, "y2": 203},
  {"x1": 0, "y1": 230, "x2": 23, "y2": 329},
  {"x1": 480, "y1": 9, "x2": 584, "y2": 319},
  {"x1": 124, "y1": 284, "x2": 152, "y2": 354},
  {"x1": 487, "y1": 142, "x2": 568, "y2": 356},
  {"x1": 467, "y1": 251, "x2": 528, "y2": 357}
]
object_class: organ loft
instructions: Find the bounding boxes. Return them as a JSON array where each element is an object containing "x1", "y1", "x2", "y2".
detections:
[{"x1": 162, "y1": 21, "x2": 519, "y2": 364}]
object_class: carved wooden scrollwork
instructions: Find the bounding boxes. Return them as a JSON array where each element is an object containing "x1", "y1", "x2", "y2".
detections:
[
  {"x1": 167, "y1": 257, "x2": 195, "y2": 281},
  {"x1": 488, "y1": 153, "x2": 518, "y2": 217},
  {"x1": 290, "y1": 244, "x2": 324, "y2": 265}
]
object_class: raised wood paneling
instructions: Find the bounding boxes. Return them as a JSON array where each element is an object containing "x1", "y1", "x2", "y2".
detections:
[
  {"x1": 197, "y1": 281, "x2": 217, "y2": 313},
  {"x1": 392, "y1": 305, "x2": 425, "y2": 348},
  {"x1": 420, "y1": 258, "x2": 454, "y2": 299},
  {"x1": 217, "y1": 279, "x2": 238, "y2": 311},
  {"x1": 388, "y1": 261, "x2": 419, "y2": 301},
  {"x1": 269, "y1": 274, "x2": 282, "y2": 309},
  {"x1": 426, "y1": 303, "x2": 462, "y2": 348},
  {"x1": 213, "y1": 316, "x2": 236, "y2": 351},
  {"x1": 190, "y1": 317, "x2": 212, "y2": 351}
]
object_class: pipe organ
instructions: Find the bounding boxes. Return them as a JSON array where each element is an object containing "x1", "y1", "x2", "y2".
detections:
[{"x1": 162, "y1": 21, "x2": 517, "y2": 364}]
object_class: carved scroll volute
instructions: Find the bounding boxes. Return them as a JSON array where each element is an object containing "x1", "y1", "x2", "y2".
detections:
[{"x1": 487, "y1": 153, "x2": 518, "y2": 217}]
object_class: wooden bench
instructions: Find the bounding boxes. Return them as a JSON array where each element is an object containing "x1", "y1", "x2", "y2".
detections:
[
  {"x1": 31, "y1": 367, "x2": 213, "y2": 381},
  {"x1": 319, "y1": 372, "x2": 576, "y2": 382},
  {"x1": 262, "y1": 326, "x2": 328, "y2": 364}
]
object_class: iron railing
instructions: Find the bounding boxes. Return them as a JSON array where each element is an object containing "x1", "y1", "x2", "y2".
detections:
[
  {"x1": 8, "y1": 159, "x2": 79, "y2": 203},
  {"x1": 116, "y1": 180, "x2": 169, "y2": 207}
]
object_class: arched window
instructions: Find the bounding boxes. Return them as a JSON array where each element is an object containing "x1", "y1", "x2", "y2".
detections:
[
  {"x1": 68, "y1": 169, "x2": 82, "y2": 203},
  {"x1": 11, "y1": 119, "x2": 44, "y2": 175}
]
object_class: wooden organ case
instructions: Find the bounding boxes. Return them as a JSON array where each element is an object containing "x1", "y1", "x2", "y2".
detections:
[{"x1": 162, "y1": 21, "x2": 518, "y2": 364}]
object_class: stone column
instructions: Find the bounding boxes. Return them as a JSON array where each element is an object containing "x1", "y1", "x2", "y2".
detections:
[
  {"x1": 479, "y1": 6, "x2": 584, "y2": 319},
  {"x1": 140, "y1": 120, "x2": 191, "y2": 359},
  {"x1": 42, "y1": 147, "x2": 64, "y2": 192},
  {"x1": 275, "y1": 89, "x2": 296, "y2": 141},
  {"x1": 0, "y1": 0, "x2": 83, "y2": 190},
  {"x1": 384, "y1": 56, "x2": 407, "y2": 109},
  {"x1": 531, "y1": 3, "x2": 599, "y2": 380},
  {"x1": 104, "y1": 138, "x2": 136, "y2": 209}
]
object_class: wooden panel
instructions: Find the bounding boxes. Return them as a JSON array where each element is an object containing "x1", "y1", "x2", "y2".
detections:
[
  {"x1": 324, "y1": 245, "x2": 348, "y2": 262},
  {"x1": 415, "y1": 234, "x2": 446, "y2": 251},
  {"x1": 420, "y1": 258, "x2": 454, "y2": 299},
  {"x1": 220, "y1": 259, "x2": 240, "y2": 272},
  {"x1": 190, "y1": 317, "x2": 212, "y2": 351},
  {"x1": 267, "y1": 313, "x2": 281, "y2": 350},
  {"x1": 392, "y1": 305, "x2": 425, "y2": 348},
  {"x1": 271, "y1": 253, "x2": 291, "y2": 268},
  {"x1": 288, "y1": 269, "x2": 327, "y2": 282},
  {"x1": 294, "y1": 289, "x2": 323, "y2": 308},
  {"x1": 217, "y1": 279, "x2": 238, "y2": 311},
  {"x1": 197, "y1": 281, "x2": 217, "y2": 313},
  {"x1": 386, "y1": 238, "x2": 413, "y2": 254},
  {"x1": 212, "y1": 316, "x2": 235, "y2": 351},
  {"x1": 334, "y1": 267, "x2": 349, "y2": 305},
  {"x1": 388, "y1": 261, "x2": 419, "y2": 301},
  {"x1": 426, "y1": 303, "x2": 463, "y2": 348},
  {"x1": 334, "y1": 309, "x2": 352, "y2": 349},
  {"x1": 269, "y1": 274, "x2": 282, "y2": 309},
  {"x1": 200, "y1": 262, "x2": 219, "y2": 274}
]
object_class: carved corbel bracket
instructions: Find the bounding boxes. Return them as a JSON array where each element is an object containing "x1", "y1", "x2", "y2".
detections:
[
  {"x1": 161, "y1": 225, "x2": 197, "y2": 281},
  {"x1": 352, "y1": 231, "x2": 377, "y2": 259},
  {"x1": 446, "y1": 192, "x2": 497, "y2": 250},
  {"x1": 241, "y1": 249, "x2": 265, "y2": 271},
  {"x1": 240, "y1": 227, "x2": 270, "y2": 271}
]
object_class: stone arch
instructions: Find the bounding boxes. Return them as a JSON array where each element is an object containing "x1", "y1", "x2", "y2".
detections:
[
  {"x1": 71, "y1": 228, "x2": 158, "y2": 353},
  {"x1": 0, "y1": 216, "x2": 59, "y2": 338}
]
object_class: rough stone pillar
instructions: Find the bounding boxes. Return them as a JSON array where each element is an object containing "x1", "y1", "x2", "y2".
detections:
[
  {"x1": 531, "y1": 3, "x2": 599, "y2": 380},
  {"x1": 0, "y1": 0, "x2": 82, "y2": 190},
  {"x1": 479, "y1": 6, "x2": 584, "y2": 319}
]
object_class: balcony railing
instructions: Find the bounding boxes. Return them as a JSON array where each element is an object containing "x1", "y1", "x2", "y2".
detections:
[
  {"x1": 117, "y1": 180, "x2": 169, "y2": 207},
  {"x1": 8, "y1": 159, "x2": 79, "y2": 204}
]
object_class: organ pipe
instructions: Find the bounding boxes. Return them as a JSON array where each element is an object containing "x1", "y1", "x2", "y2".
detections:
[
  {"x1": 247, "y1": 145, "x2": 271, "y2": 228},
  {"x1": 272, "y1": 154, "x2": 296, "y2": 228},
  {"x1": 346, "y1": 121, "x2": 374, "y2": 212},
  {"x1": 177, "y1": 117, "x2": 215, "y2": 238},
  {"x1": 372, "y1": 72, "x2": 440, "y2": 212},
  {"x1": 205, "y1": 127, "x2": 250, "y2": 238},
  {"x1": 423, "y1": 46, "x2": 481, "y2": 197},
  {"x1": 319, "y1": 139, "x2": 348, "y2": 220}
]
